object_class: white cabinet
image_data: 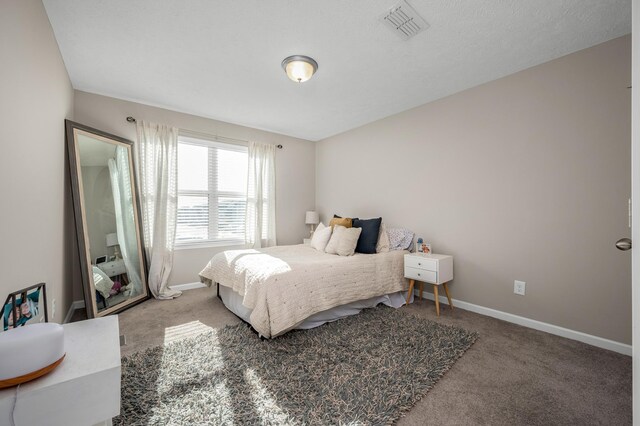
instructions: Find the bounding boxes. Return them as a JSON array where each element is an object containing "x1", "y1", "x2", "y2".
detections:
[
  {"x1": 404, "y1": 253, "x2": 454, "y2": 316},
  {"x1": 0, "y1": 316, "x2": 121, "y2": 426},
  {"x1": 97, "y1": 259, "x2": 126, "y2": 278},
  {"x1": 404, "y1": 253, "x2": 452, "y2": 284}
]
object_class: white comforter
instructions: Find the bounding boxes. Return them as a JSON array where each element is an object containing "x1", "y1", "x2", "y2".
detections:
[{"x1": 199, "y1": 245, "x2": 408, "y2": 337}]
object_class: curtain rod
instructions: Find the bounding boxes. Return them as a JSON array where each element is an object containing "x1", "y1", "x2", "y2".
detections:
[{"x1": 126, "y1": 116, "x2": 283, "y2": 149}]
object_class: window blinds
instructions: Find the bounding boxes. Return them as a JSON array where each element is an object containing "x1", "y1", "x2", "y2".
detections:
[{"x1": 176, "y1": 136, "x2": 248, "y2": 244}]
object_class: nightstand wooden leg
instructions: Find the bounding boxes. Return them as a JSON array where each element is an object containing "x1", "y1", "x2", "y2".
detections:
[
  {"x1": 406, "y1": 279, "x2": 415, "y2": 305},
  {"x1": 433, "y1": 285, "x2": 440, "y2": 316},
  {"x1": 443, "y1": 283, "x2": 453, "y2": 310},
  {"x1": 419, "y1": 282, "x2": 424, "y2": 301}
]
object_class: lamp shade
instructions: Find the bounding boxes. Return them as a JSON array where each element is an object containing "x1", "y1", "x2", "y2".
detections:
[
  {"x1": 106, "y1": 233, "x2": 118, "y2": 247},
  {"x1": 282, "y1": 55, "x2": 318, "y2": 83},
  {"x1": 305, "y1": 211, "x2": 319, "y2": 225}
]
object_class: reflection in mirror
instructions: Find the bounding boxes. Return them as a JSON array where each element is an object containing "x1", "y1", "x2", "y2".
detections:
[{"x1": 67, "y1": 121, "x2": 149, "y2": 318}]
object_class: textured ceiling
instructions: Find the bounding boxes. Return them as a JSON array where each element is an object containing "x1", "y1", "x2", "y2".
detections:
[{"x1": 43, "y1": 0, "x2": 631, "y2": 141}]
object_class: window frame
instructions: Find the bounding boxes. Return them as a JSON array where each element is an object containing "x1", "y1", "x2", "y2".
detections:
[{"x1": 174, "y1": 134, "x2": 248, "y2": 250}]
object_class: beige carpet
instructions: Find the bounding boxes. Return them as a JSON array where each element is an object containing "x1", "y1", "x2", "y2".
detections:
[{"x1": 111, "y1": 287, "x2": 631, "y2": 425}]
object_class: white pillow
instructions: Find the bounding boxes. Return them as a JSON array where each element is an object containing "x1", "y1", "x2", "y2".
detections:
[
  {"x1": 337, "y1": 227, "x2": 362, "y2": 256},
  {"x1": 326, "y1": 225, "x2": 362, "y2": 256},
  {"x1": 325, "y1": 225, "x2": 345, "y2": 255},
  {"x1": 92, "y1": 265, "x2": 113, "y2": 300},
  {"x1": 388, "y1": 227, "x2": 415, "y2": 251},
  {"x1": 376, "y1": 222, "x2": 390, "y2": 253},
  {"x1": 310, "y1": 222, "x2": 332, "y2": 251}
]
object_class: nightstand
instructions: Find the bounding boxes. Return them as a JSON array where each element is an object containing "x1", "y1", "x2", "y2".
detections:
[
  {"x1": 404, "y1": 253, "x2": 454, "y2": 316},
  {"x1": 96, "y1": 259, "x2": 126, "y2": 278}
]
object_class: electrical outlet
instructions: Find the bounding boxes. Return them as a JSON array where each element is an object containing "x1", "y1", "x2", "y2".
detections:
[
  {"x1": 51, "y1": 298, "x2": 56, "y2": 319},
  {"x1": 514, "y1": 280, "x2": 526, "y2": 296}
]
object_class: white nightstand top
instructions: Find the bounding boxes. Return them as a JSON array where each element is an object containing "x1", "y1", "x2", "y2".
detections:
[{"x1": 405, "y1": 253, "x2": 452, "y2": 260}]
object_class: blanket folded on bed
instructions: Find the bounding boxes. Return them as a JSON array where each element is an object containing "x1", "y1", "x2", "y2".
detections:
[{"x1": 199, "y1": 245, "x2": 408, "y2": 337}]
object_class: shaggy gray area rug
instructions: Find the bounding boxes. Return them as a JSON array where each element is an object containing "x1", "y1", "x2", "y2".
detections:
[{"x1": 115, "y1": 306, "x2": 478, "y2": 425}]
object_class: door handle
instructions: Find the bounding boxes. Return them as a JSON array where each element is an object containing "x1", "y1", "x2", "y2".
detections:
[{"x1": 615, "y1": 238, "x2": 632, "y2": 251}]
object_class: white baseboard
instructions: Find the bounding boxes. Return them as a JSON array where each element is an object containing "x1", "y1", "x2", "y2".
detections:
[
  {"x1": 414, "y1": 290, "x2": 632, "y2": 356},
  {"x1": 170, "y1": 282, "x2": 207, "y2": 291},
  {"x1": 64, "y1": 284, "x2": 629, "y2": 354},
  {"x1": 64, "y1": 300, "x2": 85, "y2": 324}
]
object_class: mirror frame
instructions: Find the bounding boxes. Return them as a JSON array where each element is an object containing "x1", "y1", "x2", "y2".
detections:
[{"x1": 65, "y1": 120, "x2": 150, "y2": 318}]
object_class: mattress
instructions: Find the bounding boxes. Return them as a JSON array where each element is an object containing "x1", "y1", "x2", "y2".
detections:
[{"x1": 200, "y1": 244, "x2": 409, "y2": 337}]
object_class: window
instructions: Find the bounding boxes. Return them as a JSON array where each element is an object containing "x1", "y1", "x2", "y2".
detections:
[{"x1": 176, "y1": 135, "x2": 248, "y2": 245}]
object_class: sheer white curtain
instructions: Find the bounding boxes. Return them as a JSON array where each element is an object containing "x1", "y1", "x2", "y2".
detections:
[
  {"x1": 245, "y1": 141, "x2": 276, "y2": 248},
  {"x1": 107, "y1": 148, "x2": 142, "y2": 295},
  {"x1": 135, "y1": 121, "x2": 181, "y2": 299}
]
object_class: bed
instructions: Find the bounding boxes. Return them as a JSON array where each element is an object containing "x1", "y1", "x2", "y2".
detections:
[{"x1": 199, "y1": 244, "x2": 411, "y2": 338}]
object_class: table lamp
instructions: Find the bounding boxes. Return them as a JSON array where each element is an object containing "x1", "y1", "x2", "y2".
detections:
[
  {"x1": 305, "y1": 211, "x2": 319, "y2": 237},
  {"x1": 106, "y1": 233, "x2": 120, "y2": 259}
]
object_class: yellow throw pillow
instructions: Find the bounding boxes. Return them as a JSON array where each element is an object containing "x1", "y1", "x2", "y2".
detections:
[{"x1": 329, "y1": 217, "x2": 352, "y2": 229}]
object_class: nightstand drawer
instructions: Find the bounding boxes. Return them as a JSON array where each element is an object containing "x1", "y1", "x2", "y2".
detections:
[
  {"x1": 404, "y1": 267, "x2": 437, "y2": 283},
  {"x1": 404, "y1": 256, "x2": 438, "y2": 271}
]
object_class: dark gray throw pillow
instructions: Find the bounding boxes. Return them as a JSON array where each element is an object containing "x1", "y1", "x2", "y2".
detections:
[{"x1": 352, "y1": 217, "x2": 382, "y2": 254}]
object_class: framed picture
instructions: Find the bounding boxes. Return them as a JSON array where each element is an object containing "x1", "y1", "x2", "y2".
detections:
[
  {"x1": 2, "y1": 283, "x2": 48, "y2": 332},
  {"x1": 415, "y1": 241, "x2": 432, "y2": 254}
]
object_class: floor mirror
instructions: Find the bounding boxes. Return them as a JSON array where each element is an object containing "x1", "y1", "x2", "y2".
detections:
[{"x1": 66, "y1": 120, "x2": 149, "y2": 318}]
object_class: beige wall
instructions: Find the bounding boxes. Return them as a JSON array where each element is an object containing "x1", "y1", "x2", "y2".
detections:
[
  {"x1": 73, "y1": 91, "x2": 316, "y2": 291},
  {"x1": 2, "y1": 1, "x2": 627, "y2": 345},
  {"x1": 317, "y1": 35, "x2": 632, "y2": 344},
  {"x1": 0, "y1": 0, "x2": 75, "y2": 323}
]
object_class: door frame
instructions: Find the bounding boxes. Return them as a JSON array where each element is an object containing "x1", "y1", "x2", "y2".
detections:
[{"x1": 632, "y1": 1, "x2": 639, "y2": 424}]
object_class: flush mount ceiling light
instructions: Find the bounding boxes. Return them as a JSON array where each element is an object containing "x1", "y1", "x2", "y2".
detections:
[{"x1": 281, "y1": 55, "x2": 318, "y2": 83}]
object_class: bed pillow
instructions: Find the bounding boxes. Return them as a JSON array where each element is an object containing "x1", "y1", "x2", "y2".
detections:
[
  {"x1": 92, "y1": 265, "x2": 113, "y2": 300},
  {"x1": 329, "y1": 217, "x2": 352, "y2": 229},
  {"x1": 376, "y1": 222, "x2": 390, "y2": 253},
  {"x1": 325, "y1": 225, "x2": 345, "y2": 254},
  {"x1": 334, "y1": 214, "x2": 359, "y2": 222},
  {"x1": 352, "y1": 217, "x2": 382, "y2": 254},
  {"x1": 388, "y1": 227, "x2": 415, "y2": 251},
  {"x1": 336, "y1": 227, "x2": 362, "y2": 256},
  {"x1": 310, "y1": 222, "x2": 332, "y2": 251}
]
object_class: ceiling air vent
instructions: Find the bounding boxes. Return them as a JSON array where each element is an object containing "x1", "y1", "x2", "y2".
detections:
[{"x1": 380, "y1": 0, "x2": 429, "y2": 40}]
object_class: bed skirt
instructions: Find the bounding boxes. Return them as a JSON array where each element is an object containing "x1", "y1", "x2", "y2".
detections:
[{"x1": 217, "y1": 284, "x2": 413, "y2": 337}]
